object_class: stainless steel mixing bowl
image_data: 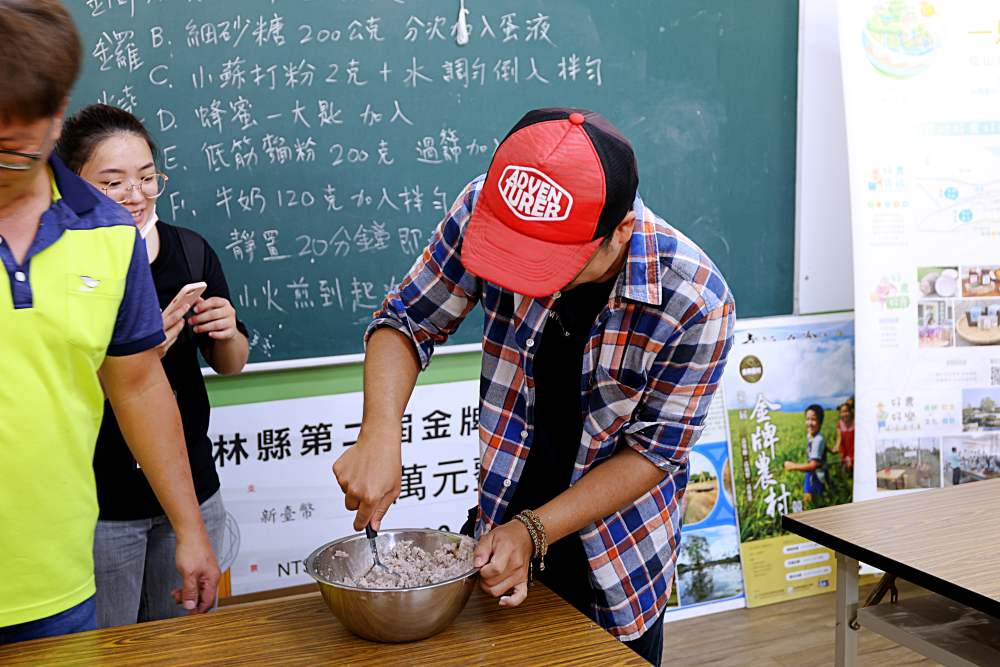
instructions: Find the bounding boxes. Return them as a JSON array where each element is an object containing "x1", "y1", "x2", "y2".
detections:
[{"x1": 304, "y1": 529, "x2": 479, "y2": 643}]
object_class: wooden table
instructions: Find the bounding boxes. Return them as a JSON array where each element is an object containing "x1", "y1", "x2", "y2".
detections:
[
  {"x1": 0, "y1": 583, "x2": 644, "y2": 666},
  {"x1": 783, "y1": 479, "x2": 1000, "y2": 667}
]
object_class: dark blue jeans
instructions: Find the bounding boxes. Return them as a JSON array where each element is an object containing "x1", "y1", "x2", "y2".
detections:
[{"x1": 0, "y1": 596, "x2": 97, "y2": 645}]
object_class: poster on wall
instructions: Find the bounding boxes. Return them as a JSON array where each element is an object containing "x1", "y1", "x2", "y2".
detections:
[
  {"x1": 838, "y1": 1, "x2": 1000, "y2": 502},
  {"x1": 664, "y1": 394, "x2": 746, "y2": 622},
  {"x1": 723, "y1": 314, "x2": 856, "y2": 607},
  {"x1": 209, "y1": 381, "x2": 480, "y2": 596}
]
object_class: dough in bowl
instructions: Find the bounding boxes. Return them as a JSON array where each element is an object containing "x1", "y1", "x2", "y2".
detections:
[{"x1": 340, "y1": 539, "x2": 474, "y2": 589}]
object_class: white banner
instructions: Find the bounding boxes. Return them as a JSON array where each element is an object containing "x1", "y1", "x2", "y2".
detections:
[
  {"x1": 839, "y1": 1, "x2": 1000, "y2": 501},
  {"x1": 209, "y1": 382, "x2": 480, "y2": 595}
]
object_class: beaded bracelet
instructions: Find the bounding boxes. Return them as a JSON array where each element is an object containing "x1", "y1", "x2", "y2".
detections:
[
  {"x1": 521, "y1": 509, "x2": 548, "y2": 568},
  {"x1": 515, "y1": 509, "x2": 548, "y2": 572},
  {"x1": 513, "y1": 512, "x2": 541, "y2": 559},
  {"x1": 512, "y1": 513, "x2": 538, "y2": 585}
]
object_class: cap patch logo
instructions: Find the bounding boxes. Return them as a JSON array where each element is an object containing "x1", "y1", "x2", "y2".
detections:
[{"x1": 498, "y1": 166, "x2": 573, "y2": 222}]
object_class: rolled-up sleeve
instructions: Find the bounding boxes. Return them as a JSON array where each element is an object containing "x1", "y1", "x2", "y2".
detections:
[
  {"x1": 624, "y1": 297, "x2": 735, "y2": 472},
  {"x1": 364, "y1": 178, "x2": 484, "y2": 369}
]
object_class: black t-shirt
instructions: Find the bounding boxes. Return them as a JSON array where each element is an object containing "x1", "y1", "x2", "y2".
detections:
[
  {"x1": 93, "y1": 222, "x2": 247, "y2": 520},
  {"x1": 504, "y1": 276, "x2": 617, "y2": 615}
]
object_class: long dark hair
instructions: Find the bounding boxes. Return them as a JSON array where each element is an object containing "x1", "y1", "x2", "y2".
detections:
[{"x1": 56, "y1": 104, "x2": 157, "y2": 173}]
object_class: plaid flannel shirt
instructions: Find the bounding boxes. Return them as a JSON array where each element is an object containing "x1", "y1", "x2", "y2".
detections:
[{"x1": 366, "y1": 176, "x2": 734, "y2": 640}]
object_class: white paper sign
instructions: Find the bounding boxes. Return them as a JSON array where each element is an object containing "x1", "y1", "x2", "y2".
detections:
[{"x1": 209, "y1": 381, "x2": 480, "y2": 595}]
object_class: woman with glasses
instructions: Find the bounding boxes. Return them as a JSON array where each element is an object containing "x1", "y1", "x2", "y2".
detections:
[{"x1": 56, "y1": 104, "x2": 249, "y2": 627}]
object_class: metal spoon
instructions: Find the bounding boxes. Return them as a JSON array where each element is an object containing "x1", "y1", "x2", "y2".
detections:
[{"x1": 363, "y1": 525, "x2": 400, "y2": 584}]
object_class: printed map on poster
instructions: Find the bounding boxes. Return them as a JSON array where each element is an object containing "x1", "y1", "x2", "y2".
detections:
[{"x1": 723, "y1": 314, "x2": 855, "y2": 607}]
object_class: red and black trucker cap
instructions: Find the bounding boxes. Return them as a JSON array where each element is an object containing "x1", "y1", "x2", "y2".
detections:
[{"x1": 463, "y1": 108, "x2": 639, "y2": 297}]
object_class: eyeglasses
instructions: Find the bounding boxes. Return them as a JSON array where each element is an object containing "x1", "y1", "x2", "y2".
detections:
[
  {"x1": 0, "y1": 118, "x2": 57, "y2": 171},
  {"x1": 102, "y1": 173, "x2": 170, "y2": 203},
  {"x1": 0, "y1": 149, "x2": 43, "y2": 171}
]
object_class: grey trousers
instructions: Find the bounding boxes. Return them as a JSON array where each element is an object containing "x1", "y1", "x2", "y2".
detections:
[{"x1": 93, "y1": 490, "x2": 226, "y2": 628}]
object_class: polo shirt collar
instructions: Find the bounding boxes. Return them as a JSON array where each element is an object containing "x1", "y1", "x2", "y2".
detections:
[{"x1": 48, "y1": 154, "x2": 98, "y2": 216}]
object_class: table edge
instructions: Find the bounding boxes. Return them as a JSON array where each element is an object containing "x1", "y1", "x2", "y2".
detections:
[
  {"x1": 0, "y1": 584, "x2": 647, "y2": 666},
  {"x1": 781, "y1": 514, "x2": 1000, "y2": 619}
]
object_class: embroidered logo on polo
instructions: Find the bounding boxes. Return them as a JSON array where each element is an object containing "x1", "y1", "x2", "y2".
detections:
[{"x1": 497, "y1": 166, "x2": 573, "y2": 222}]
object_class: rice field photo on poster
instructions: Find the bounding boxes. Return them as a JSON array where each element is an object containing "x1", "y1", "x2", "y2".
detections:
[
  {"x1": 917, "y1": 299, "x2": 954, "y2": 348},
  {"x1": 683, "y1": 450, "x2": 719, "y2": 526},
  {"x1": 725, "y1": 318, "x2": 855, "y2": 543},
  {"x1": 962, "y1": 387, "x2": 1000, "y2": 432},
  {"x1": 729, "y1": 407, "x2": 854, "y2": 541},
  {"x1": 675, "y1": 524, "x2": 743, "y2": 606},
  {"x1": 875, "y1": 437, "x2": 941, "y2": 491},
  {"x1": 943, "y1": 433, "x2": 1000, "y2": 486}
]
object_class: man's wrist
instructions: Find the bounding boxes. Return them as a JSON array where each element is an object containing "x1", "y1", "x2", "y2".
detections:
[
  {"x1": 513, "y1": 510, "x2": 548, "y2": 570},
  {"x1": 510, "y1": 515, "x2": 535, "y2": 556},
  {"x1": 359, "y1": 418, "x2": 403, "y2": 445}
]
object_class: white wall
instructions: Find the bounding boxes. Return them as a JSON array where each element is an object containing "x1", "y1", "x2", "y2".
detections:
[{"x1": 795, "y1": 0, "x2": 854, "y2": 314}]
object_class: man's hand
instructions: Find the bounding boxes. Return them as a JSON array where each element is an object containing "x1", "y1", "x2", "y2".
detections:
[
  {"x1": 170, "y1": 531, "x2": 221, "y2": 613},
  {"x1": 473, "y1": 520, "x2": 534, "y2": 608},
  {"x1": 157, "y1": 307, "x2": 185, "y2": 358},
  {"x1": 332, "y1": 425, "x2": 402, "y2": 531},
  {"x1": 101, "y1": 349, "x2": 221, "y2": 615},
  {"x1": 333, "y1": 326, "x2": 421, "y2": 531},
  {"x1": 189, "y1": 296, "x2": 239, "y2": 340}
]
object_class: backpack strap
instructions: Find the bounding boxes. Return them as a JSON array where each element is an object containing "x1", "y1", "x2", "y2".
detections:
[{"x1": 175, "y1": 226, "x2": 205, "y2": 284}]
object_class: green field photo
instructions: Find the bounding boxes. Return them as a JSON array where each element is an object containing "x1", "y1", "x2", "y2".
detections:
[{"x1": 728, "y1": 409, "x2": 853, "y2": 542}]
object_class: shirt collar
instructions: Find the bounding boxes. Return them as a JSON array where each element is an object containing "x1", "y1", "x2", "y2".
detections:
[
  {"x1": 507, "y1": 192, "x2": 663, "y2": 339},
  {"x1": 619, "y1": 193, "x2": 663, "y2": 307},
  {"x1": 48, "y1": 154, "x2": 98, "y2": 216}
]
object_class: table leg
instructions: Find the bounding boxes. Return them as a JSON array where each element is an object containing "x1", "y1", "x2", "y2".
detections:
[{"x1": 835, "y1": 553, "x2": 859, "y2": 667}]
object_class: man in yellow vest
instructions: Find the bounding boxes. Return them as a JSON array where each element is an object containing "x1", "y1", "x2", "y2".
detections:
[{"x1": 0, "y1": 0, "x2": 219, "y2": 643}]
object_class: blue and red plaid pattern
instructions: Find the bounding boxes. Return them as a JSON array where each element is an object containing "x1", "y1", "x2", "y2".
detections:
[{"x1": 367, "y1": 176, "x2": 734, "y2": 640}]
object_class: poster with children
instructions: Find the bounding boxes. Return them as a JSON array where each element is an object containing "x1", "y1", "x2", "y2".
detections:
[{"x1": 723, "y1": 314, "x2": 855, "y2": 607}]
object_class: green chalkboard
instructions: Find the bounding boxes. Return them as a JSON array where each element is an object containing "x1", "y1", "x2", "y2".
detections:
[{"x1": 67, "y1": 0, "x2": 797, "y2": 365}]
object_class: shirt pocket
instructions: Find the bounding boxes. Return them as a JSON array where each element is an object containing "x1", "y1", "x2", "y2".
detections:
[
  {"x1": 584, "y1": 365, "x2": 648, "y2": 444},
  {"x1": 65, "y1": 272, "x2": 126, "y2": 356}
]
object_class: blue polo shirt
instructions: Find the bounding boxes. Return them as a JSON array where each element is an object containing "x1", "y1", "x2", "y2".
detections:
[{"x1": 0, "y1": 156, "x2": 165, "y2": 627}]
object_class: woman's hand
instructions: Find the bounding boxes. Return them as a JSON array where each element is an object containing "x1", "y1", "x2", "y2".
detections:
[
  {"x1": 188, "y1": 297, "x2": 239, "y2": 340},
  {"x1": 157, "y1": 306, "x2": 185, "y2": 358}
]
